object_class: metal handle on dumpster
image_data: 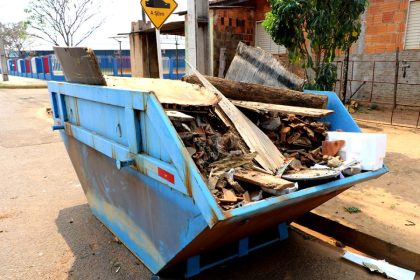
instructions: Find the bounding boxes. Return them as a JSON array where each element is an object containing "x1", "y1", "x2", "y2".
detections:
[
  {"x1": 116, "y1": 159, "x2": 135, "y2": 170},
  {"x1": 52, "y1": 125, "x2": 65, "y2": 131}
]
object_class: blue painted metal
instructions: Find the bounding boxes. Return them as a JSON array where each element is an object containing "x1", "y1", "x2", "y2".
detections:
[
  {"x1": 52, "y1": 125, "x2": 65, "y2": 131},
  {"x1": 306, "y1": 90, "x2": 361, "y2": 132},
  {"x1": 48, "y1": 82, "x2": 388, "y2": 275},
  {"x1": 185, "y1": 222, "x2": 289, "y2": 278}
]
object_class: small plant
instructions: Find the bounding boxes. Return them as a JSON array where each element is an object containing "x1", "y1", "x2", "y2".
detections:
[
  {"x1": 344, "y1": 206, "x2": 361, "y2": 214},
  {"x1": 369, "y1": 103, "x2": 379, "y2": 110}
]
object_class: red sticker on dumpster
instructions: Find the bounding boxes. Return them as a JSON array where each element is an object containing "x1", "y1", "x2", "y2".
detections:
[{"x1": 158, "y1": 168, "x2": 175, "y2": 184}]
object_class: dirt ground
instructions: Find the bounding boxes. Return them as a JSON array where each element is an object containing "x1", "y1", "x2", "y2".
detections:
[
  {"x1": 0, "y1": 88, "x2": 418, "y2": 279},
  {"x1": 313, "y1": 122, "x2": 420, "y2": 255}
]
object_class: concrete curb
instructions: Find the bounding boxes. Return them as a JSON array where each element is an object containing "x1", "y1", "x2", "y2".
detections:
[
  {"x1": 296, "y1": 212, "x2": 420, "y2": 273},
  {"x1": 0, "y1": 84, "x2": 47, "y2": 89}
]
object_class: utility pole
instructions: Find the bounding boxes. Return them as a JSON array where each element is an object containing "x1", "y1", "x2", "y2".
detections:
[
  {"x1": 186, "y1": 0, "x2": 211, "y2": 75},
  {"x1": 0, "y1": 39, "x2": 9, "y2": 81},
  {"x1": 110, "y1": 36, "x2": 127, "y2": 76}
]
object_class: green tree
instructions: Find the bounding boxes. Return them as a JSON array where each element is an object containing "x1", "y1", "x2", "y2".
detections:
[
  {"x1": 0, "y1": 21, "x2": 30, "y2": 57},
  {"x1": 263, "y1": 0, "x2": 368, "y2": 91}
]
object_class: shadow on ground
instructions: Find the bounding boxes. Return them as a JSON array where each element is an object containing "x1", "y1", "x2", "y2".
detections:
[{"x1": 56, "y1": 205, "x2": 382, "y2": 280}]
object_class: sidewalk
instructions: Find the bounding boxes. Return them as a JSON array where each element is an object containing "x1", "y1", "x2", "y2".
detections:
[
  {"x1": 0, "y1": 75, "x2": 47, "y2": 89},
  {"x1": 308, "y1": 122, "x2": 420, "y2": 271}
]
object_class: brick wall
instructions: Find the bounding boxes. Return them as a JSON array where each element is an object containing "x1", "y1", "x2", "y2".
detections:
[
  {"x1": 211, "y1": 7, "x2": 255, "y2": 77},
  {"x1": 254, "y1": 0, "x2": 271, "y2": 21},
  {"x1": 362, "y1": 0, "x2": 409, "y2": 54}
]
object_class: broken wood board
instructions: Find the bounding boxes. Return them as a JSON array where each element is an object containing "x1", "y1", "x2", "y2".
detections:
[
  {"x1": 182, "y1": 74, "x2": 328, "y2": 109},
  {"x1": 53, "y1": 47, "x2": 107, "y2": 86},
  {"x1": 224, "y1": 42, "x2": 304, "y2": 91},
  {"x1": 106, "y1": 76, "x2": 220, "y2": 107},
  {"x1": 234, "y1": 170, "x2": 295, "y2": 190},
  {"x1": 187, "y1": 61, "x2": 285, "y2": 174},
  {"x1": 231, "y1": 100, "x2": 334, "y2": 118}
]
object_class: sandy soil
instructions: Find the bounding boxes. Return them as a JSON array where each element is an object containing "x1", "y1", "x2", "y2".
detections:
[{"x1": 313, "y1": 122, "x2": 420, "y2": 254}]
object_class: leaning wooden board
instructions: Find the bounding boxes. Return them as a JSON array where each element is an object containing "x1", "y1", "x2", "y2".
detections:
[
  {"x1": 231, "y1": 100, "x2": 334, "y2": 118},
  {"x1": 53, "y1": 47, "x2": 107, "y2": 86},
  {"x1": 187, "y1": 62, "x2": 285, "y2": 174}
]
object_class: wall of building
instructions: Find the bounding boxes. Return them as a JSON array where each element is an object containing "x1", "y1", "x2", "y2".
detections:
[
  {"x1": 362, "y1": 0, "x2": 409, "y2": 54},
  {"x1": 210, "y1": 7, "x2": 255, "y2": 77},
  {"x1": 254, "y1": 0, "x2": 271, "y2": 21}
]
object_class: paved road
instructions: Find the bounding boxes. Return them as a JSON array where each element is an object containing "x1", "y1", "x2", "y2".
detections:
[{"x1": 0, "y1": 88, "x2": 397, "y2": 279}]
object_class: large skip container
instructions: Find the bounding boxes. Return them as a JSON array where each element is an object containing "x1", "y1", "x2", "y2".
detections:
[{"x1": 48, "y1": 81, "x2": 387, "y2": 277}]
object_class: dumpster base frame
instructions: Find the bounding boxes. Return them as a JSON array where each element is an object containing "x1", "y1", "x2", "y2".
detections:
[{"x1": 184, "y1": 222, "x2": 289, "y2": 278}]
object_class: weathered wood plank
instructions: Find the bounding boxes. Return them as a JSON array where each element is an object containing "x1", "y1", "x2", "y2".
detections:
[
  {"x1": 106, "y1": 76, "x2": 220, "y2": 106},
  {"x1": 53, "y1": 47, "x2": 107, "y2": 86},
  {"x1": 225, "y1": 42, "x2": 304, "y2": 91},
  {"x1": 231, "y1": 100, "x2": 334, "y2": 118},
  {"x1": 234, "y1": 170, "x2": 295, "y2": 190},
  {"x1": 182, "y1": 74, "x2": 328, "y2": 109},
  {"x1": 187, "y1": 62, "x2": 285, "y2": 174}
]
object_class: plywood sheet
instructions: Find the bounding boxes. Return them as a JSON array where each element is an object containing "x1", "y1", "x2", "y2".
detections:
[
  {"x1": 106, "y1": 76, "x2": 220, "y2": 106},
  {"x1": 53, "y1": 47, "x2": 106, "y2": 86}
]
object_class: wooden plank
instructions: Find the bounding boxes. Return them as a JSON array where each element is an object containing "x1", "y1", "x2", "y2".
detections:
[
  {"x1": 182, "y1": 74, "x2": 328, "y2": 109},
  {"x1": 224, "y1": 42, "x2": 304, "y2": 91},
  {"x1": 53, "y1": 47, "x2": 218, "y2": 107},
  {"x1": 106, "y1": 76, "x2": 220, "y2": 106},
  {"x1": 187, "y1": 62, "x2": 284, "y2": 174},
  {"x1": 234, "y1": 170, "x2": 295, "y2": 190},
  {"x1": 231, "y1": 100, "x2": 334, "y2": 118},
  {"x1": 53, "y1": 47, "x2": 106, "y2": 86}
]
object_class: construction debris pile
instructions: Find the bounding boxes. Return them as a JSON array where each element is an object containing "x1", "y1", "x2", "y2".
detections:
[
  {"x1": 174, "y1": 44, "x2": 385, "y2": 211},
  {"x1": 167, "y1": 107, "x2": 263, "y2": 210},
  {"x1": 248, "y1": 112, "x2": 330, "y2": 169}
]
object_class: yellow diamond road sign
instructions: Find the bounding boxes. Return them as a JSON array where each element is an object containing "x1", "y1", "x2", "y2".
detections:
[{"x1": 141, "y1": 0, "x2": 178, "y2": 29}]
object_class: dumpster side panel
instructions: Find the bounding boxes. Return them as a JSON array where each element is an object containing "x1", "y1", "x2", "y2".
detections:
[
  {"x1": 167, "y1": 185, "x2": 350, "y2": 266},
  {"x1": 63, "y1": 134, "x2": 209, "y2": 273},
  {"x1": 306, "y1": 90, "x2": 361, "y2": 132}
]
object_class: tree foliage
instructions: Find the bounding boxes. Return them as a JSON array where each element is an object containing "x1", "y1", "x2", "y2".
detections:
[
  {"x1": 0, "y1": 21, "x2": 30, "y2": 57},
  {"x1": 263, "y1": 0, "x2": 368, "y2": 90},
  {"x1": 25, "y1": 0, "x2": 104, "y2": 47}
]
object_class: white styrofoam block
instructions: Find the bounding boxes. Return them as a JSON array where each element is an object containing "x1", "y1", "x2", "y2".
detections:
[{"x1": 327, "y1": 132, "x2": 387, "y2": 171}]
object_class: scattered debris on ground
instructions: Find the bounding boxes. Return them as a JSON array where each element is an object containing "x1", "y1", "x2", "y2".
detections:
[
  {"x1": 404, "y1": 220, "x2": 416, "y2": 226},
  {"x1": 342, "y1": 251, "x2": 416, "y2": 280}
]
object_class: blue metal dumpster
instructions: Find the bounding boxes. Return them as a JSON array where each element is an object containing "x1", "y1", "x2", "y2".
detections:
[{"x1": 48, "y1": 81, "x2": 387, "y2": 277}]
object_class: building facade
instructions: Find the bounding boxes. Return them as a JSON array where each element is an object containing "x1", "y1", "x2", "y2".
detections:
[{"x1": 209, "y1": 0, "x2": 420, "y2": 109}]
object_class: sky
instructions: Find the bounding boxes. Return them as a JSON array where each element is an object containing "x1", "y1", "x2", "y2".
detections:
[{"x1": 0, "y1": 0, "x2": 187, "y2": 50}]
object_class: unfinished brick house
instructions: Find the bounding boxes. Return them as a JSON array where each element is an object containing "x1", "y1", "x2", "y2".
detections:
[
  {"x1": 209, "y1": 0, "x2": 289, "y2": 77},
  {"x1": 209, "y1": 0, "x2": 420, "y2": 121}
]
